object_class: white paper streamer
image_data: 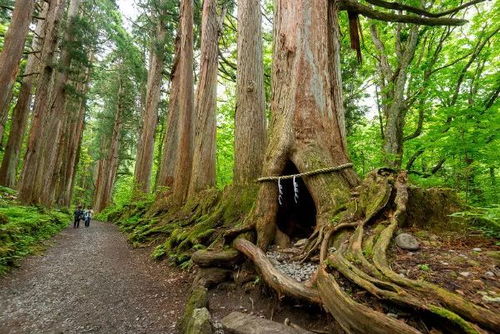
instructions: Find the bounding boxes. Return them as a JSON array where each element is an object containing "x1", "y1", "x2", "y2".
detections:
[
  {"x1": 278, "y1": 177, "x2": 283, "y2": 206},
  {"x1": 293, "y1": 175, "x2": 299, "y2": 203}
]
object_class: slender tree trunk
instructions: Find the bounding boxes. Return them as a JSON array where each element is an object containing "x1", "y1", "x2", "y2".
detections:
[
  {"x1": 18, "y1": 0, "x2": 67, "y2": 205},
  {"x1": 0, "y1": 0, "x2": 34, "y2": 130},
  {"x1": 55, "y1": 66, "x2": 91, "y2": 207},
  {"x1": 0, "y1": 4, "x2": 47, "y2": 188},
  {"x1": 254, "y1": 0, "x2": 358, "y2": 248},
  {"x1": 157, "y1": 0, "x2": 194, "y2": 205},
  {"x1": 133, "y1": 20, "x2": 166, "y2": 194},
  {"x1": 233, "y1": 0, "x2": 266, "y2": 184},
  {"x1": 370, "y1": 25, "x2": 418, "y2": 168},
  {"x1": 93, "y1": 79, "x2": 123, "y2": 212},
  {"x1": 188, "y1": 0, "x2": 219, "y2": 196}
]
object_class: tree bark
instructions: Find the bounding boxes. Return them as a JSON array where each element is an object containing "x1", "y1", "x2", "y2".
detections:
[
  {"x1": 0, "y1": 4, "x2": 47, "y2": 188},
  {"x1": 188, "y1": 0, "x2": 219, "y2": 196},
  {"x1": 54, "y1": 62, "x2": 92, "y2": 207},
  {"x1": 93, "y1": 78, "x2": 124, "y2": 212},
  {"x1": 40, "y1": 0, "x2": 82, "y2": 205},
  {"x1": 157, "y1": 0, "x2": 194, "y2": 205},
  {"x1": 133, "y1": 18, "x2": 166, "y2": 194},
  {"x1": 0, "y1": 0, "x2": 34, "y2": 133},
  {"x1": 253, "y1": 0, "x2": 358, "y2": 249},
  {"x1": 233, "y1": 0, "x2": 266, "y2": 185},
  {"x1": 17, "y1": 0, "x2": 67, "y2": 205}
]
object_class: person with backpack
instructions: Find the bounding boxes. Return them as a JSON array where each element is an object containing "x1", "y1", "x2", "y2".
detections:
[
  {"x1": 84, "y1": 208, "x2": 93, "y2": 227},
  {"x1": 73, "y1": 205, "x2": 84, "y2": 228}
]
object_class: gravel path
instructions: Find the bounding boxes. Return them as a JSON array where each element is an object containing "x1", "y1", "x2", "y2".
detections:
[{"x1": 0, "y1": 221, "x2": 189, "y2": 334}]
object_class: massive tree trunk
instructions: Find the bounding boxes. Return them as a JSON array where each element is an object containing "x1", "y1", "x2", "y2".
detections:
[
  {"x1": 233, "y1": 0, "x2": 266, "y2": 184},
  {"x1": 93, "y1": 79, "x2": 124, "y2": 212},
  {"x1": 188, "y1": 0, "x2": 219, "y2": 196},
  {"x1": 0, "y1": 0, "x2": 34, "y2": 134},
  {"x1": 224, "y1": 1, "x2": 500, "y2": 333},
  {"x1": 17, "y1": 0, "x2": 67, "y2": 205},
  {"x1": 133, "y1": 18, "x2": 167, "y2": 194},
  {"x1": 253, "y1": 0, "x2": 358, "y2": 249},
  {"x1": 157, "y1": 0, "x2": 194, "y2": 205},
  {"x1": 0, "y1": 4, "x2": 47, "y2": 188}
]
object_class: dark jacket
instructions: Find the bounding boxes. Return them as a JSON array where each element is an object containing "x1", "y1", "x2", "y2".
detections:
[{"x1": 74, "y1": 209, "x2": 84, "y2": 221}]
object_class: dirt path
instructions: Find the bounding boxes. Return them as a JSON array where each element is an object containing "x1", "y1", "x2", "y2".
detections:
[{"x1": 0, "y1": 221, "x2": 189, "y2": 334}]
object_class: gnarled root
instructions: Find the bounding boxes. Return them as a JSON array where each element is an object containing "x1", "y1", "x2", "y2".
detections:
[{"x1": 230, "y1": 170, "x2": 499, "y2": 334}]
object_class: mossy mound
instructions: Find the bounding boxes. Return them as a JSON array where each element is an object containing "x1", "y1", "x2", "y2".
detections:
[{"x1": 108, "y1": 185, "x2": 259, "y2": 266}]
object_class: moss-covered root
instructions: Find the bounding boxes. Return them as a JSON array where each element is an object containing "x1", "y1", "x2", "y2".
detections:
[
  {"x1": 180, "y1": 285, "x2": 208, "y2": 332},
  {"x1": 316, "y1": 267, "x2": 422, "y2": 334}
]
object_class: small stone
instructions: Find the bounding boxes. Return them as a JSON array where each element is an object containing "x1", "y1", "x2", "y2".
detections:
[
  {"x1": 459, "y1": 272, "x2": 471, "y2": 277},
  {"x1": 294, "y1": 239, "x2": 308, "y2": 247},
  {"x1": 472, "y1": 248, "x2": 482, "y2": 252},
  {"x1": 485, "y1": 271, "x2": 495, "y2": 277},
  {"x1": 395, "y1": 233, "x2": 420, "y2": 251}
]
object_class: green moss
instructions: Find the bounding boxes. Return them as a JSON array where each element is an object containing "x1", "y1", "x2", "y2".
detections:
[
  {"x1": 180, "y1": 286, "x2": 208, "y2": 332},
  {"x1": 428, "y1": 306, "x2": 480, "y2": 334},
  {"x1": 0, "y1": 204, "x2": 70, "y2": 275}
]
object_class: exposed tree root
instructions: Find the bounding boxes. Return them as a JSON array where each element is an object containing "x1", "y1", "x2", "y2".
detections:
[
  {"x1": 230, "y1": 170, "x2": 499, "y2": 333},
  {"x1": 191, "y1": 248, "x2": 242, "y2": 268},
  {"x1": 233, "y1": 238, "x2": 321, "y2": 304},
  {"x1": 317, "y1": 267, "x2": 422, "y2": 334}
]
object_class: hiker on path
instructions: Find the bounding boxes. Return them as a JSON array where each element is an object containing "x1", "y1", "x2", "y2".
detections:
[
  {"x1": 73, "y1": 205, "x2": 84, "y2": 228},
  {"x1": 84, "y1": 208, "x2": 93, "y2": 227}
]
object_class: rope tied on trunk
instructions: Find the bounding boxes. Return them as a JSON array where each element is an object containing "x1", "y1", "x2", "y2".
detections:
[{"x1": 257, "y1": 163, "x2": 354, "y2": 182}]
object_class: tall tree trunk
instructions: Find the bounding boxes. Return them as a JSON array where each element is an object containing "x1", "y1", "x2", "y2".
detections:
[
  {"x1": 157, "y1": 0, "x2": 194, "y2": 205},
  {"x1": 93, "y1": 79, "x2": 123, "y2": 212},
  {"x1": 55, "y1": 63, "x2": 91, "y2": 207},
  {"x1": 254, "y1": 0, "x2": 358, "y2": 248},
  {"x1": 188, "y1": 0, "x2": 219, "y2": 196},
  {"x1": 0, "y1": 0, "x2": 34, "y2": 133},
  {"x1": 40, "y1": 0, "x2": 82, "y2": 205},
  {"x1": 157, "y1": 41, "x2": 181, "y2": 189},
  {"x1": 18, "y1": 0, "x2": 67, "y2": 205},
  {"x1": 0, "y1": 4, "x2": 47, "y2": 188},
  {"x1": 133, "y1": 20, "x2": 166, "y2": 194},
  {"x1": 233, "y1": 0, "x2": 266, "y2": 184},
  {"x1": 370, "y1": 25, "x2": 418, "y2": 168}
]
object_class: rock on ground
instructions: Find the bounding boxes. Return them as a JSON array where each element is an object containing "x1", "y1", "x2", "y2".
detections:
[
  {"x1": 395, "y1": 233, "x2": 420, "y2": 251},
  {"x1": 0, "y1": 221, "x2": 189, "y2": 334},
  {"x1": 185, "y1": 308, "x2": 213, "y2": 334}
]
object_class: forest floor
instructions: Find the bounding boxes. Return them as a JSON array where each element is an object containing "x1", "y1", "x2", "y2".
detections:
[{"x1": 0, "y1": 221, "x2": 190, "y2": 334}]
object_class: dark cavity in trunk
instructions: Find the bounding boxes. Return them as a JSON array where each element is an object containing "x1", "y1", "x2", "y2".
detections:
[{"x1": 276, "y1": 160, "x2": 317, "y2": 240}]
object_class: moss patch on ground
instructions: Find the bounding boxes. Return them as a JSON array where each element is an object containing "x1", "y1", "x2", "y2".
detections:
[{"x1": 0, "y1": 186, "x2": 71, "y2": 275}]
